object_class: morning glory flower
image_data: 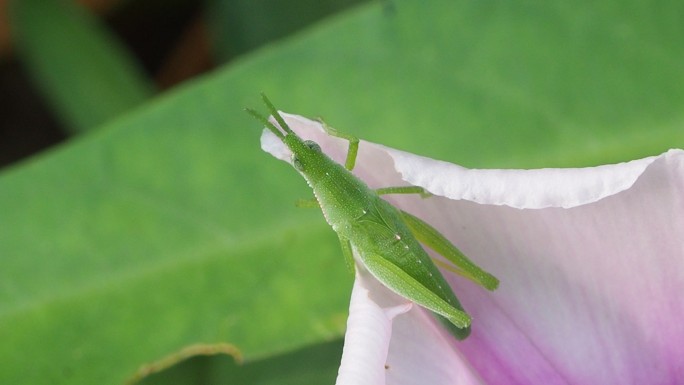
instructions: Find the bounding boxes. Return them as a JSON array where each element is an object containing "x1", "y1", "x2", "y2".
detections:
[{"x1": 262, "y1": 113, "x2": 684, "y2": 385}]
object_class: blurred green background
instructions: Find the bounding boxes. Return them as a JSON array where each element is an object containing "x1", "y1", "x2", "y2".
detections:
[{"x1": 1, "y1": 0, "x2": 682, "y2": 384}]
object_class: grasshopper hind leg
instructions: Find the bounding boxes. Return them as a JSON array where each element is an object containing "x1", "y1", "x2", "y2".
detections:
[
  {"x1": 357, "y1": 250, "x2": 472, "y2": 330},
  {"x1": 435, "y1": 314, "x2": 471, "y2": 340}
]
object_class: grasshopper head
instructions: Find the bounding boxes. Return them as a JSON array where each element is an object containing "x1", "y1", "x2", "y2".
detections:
[{"x1": 246, "y1": 94, "x2": 330, "y2": 179}]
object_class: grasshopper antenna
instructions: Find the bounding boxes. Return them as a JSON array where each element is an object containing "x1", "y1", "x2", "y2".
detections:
[
  {"x1": 259, "y1": 93, "x2": 294, "y2": 136},
  {"x1": 245, "y1": 105, "x2": 285, "y2": 140},
  {"x1": 245, "y1": 93, "x2": 296, "y2": 140}
]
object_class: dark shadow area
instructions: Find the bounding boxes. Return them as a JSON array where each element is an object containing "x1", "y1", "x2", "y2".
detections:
[{"x1": 138, "y1": 339, "x2": 344, "y2": 385}]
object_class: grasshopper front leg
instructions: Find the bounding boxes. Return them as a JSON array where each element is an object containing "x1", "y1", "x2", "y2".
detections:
[
  {"x1": 318, "y1": 119, "x2": 430, "y2": 199},
  {"x1": 317, "y1": 118, "x2": 359, "y2": 171}
]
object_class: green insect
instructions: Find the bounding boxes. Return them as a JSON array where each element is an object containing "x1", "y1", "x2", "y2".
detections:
[{"x1": 247, "y1": 94, "x2": 499, "y2": 339}]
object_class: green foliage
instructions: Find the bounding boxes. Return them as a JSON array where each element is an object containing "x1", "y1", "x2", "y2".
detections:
[
  {"x1": 11, "y1": 0, "x2": 154, "y2": 133},
  {"x1": 206, "y1": 0, "x2": 367, "y2": 62},
  {"x1": 2, "y1": 0, "x2": 683, "y2": 384}
]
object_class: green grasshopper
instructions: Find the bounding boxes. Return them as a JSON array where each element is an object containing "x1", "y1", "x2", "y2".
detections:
[{"x1": 247, "y1": 94, "x2": 498, "y2": 340}]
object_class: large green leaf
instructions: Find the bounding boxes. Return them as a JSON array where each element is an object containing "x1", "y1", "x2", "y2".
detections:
[{"x1": 2, "y1": 0, "x2": 683, "y2": 384}]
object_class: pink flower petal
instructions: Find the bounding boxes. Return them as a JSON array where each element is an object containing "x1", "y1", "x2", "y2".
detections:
[
  {"x1": 378, "y1": 144, "x2": 684, "y2": 384},
  {"x1": 262, "y1": 113, "x2": 684, "y2": 384}
]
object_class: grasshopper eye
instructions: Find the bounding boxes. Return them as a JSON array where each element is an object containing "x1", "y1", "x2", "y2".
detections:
[
  {"x1": 292, "y1": 155, "x2": 304, "y2": 171},
  {"x1": 304, "y1": 140, "x2": 321, "y2": 152}
]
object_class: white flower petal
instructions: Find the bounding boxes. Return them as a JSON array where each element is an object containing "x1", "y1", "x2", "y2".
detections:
[
  {"x1": 260, "y1": 127, "x2": 291, "y2": 162},
  {"x1": 336, "y1": 270, "x2": 485, "y2": 385},
  {"x1": 335, "y1": 271, "x2": 412, "y2": 385},
  {"x1": 380, "y1": 146, "x2": 674, "y2": 208}
]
